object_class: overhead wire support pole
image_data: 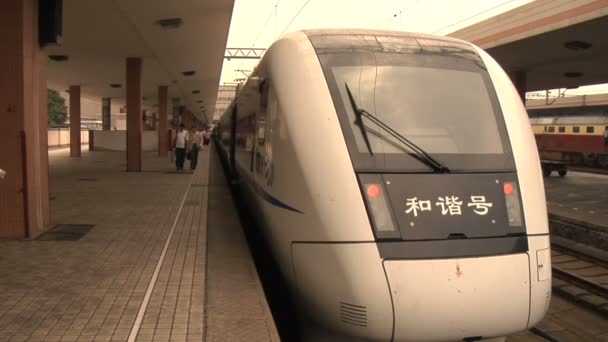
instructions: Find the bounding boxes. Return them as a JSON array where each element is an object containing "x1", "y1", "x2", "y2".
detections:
[{"x1": 224, "y1": 48, "x2": 266, "y2": 60}]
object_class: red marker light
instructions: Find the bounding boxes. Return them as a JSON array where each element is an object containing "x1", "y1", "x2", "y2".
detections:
[
  {"x1": 504, "y1": 182, "x2": 514, "y2": 195},
  {"x1": 367, "y1": 184, "x2": 381, "y2": 198}
]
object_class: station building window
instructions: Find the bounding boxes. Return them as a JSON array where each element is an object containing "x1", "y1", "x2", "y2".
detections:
[
  {"x1": 586, "y1": 126, "x2": 594, "y2": 133},
  {"x1": 558, "y1": 126, "x2": 565, "y2": 133},
  {"x1": 547, "y1": 126, "x2": 555, "y2": 133},
  {"x1": 573, "y1": 126, "x2": 580, "y2": 133}
]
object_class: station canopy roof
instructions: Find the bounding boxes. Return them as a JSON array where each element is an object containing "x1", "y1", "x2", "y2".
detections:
[
  {"x1": 450, "y1": 0, "x2": 608, "y2": 92},
  {"x1": 45, "y1": 0, "x2": 234, "y2": 122}
]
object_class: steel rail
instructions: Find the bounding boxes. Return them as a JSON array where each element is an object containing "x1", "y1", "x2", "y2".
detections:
[
  {"x1": 552, "y1": 266, "x2": 608, "y2": 299},
  {"x1": 530, "y1": 327, "x2": 561, "y2": 342}
]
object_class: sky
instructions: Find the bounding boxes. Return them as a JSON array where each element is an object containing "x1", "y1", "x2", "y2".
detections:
[
  {"x1": 217, "y1": 0, "x2": 607, "y2": 110},
  {"x1": 219, "y1": 0, "x2": 539, "y2": 84}
]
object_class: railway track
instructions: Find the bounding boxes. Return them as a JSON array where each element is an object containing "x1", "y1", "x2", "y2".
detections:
[
  {"x1": 550, "y1": 240, "x2": 608, "y2": 318},
  {"x1": 529, "y1": 327, "x2": 560, "y2": 341}
]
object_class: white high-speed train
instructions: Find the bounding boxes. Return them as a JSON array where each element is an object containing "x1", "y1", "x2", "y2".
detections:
[{"x1": 216, "y1": 29, "x2": 551, "y2": 341}]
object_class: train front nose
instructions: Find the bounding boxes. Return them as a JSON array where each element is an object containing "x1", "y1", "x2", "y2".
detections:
[
  {"x1": 355, "y1": 172, "x2": 549, "y2": 341},
  {"x1": 384, "y1": 254, "x2": 531, "y2": 341},
  {"x1": 291, "y1": 242, "x2": 540, "y2": 342}
]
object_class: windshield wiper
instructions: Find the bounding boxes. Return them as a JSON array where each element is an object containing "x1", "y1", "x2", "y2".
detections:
[
  {"x1": 344, "y1": 83, "x2": 374, "y2": 156},
  {"x1": 344, "y1": 82, "x2": 450, "y2": 173}
]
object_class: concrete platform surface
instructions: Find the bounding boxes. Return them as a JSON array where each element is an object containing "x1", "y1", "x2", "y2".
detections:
[
  {"x1": 0, "y1": 147, "x2": 278, "y2": 342},
  {"x1": 545, "y1": 171, "x2": 608, "y2": 230}
]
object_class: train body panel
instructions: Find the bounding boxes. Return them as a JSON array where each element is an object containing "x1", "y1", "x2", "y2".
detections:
[
  {"x1": 221, "y1": 31, "x2": 377, "y2": 283},
  {"x1": 385, "y1": 254, "x2": 530, "y2": 341},
  {"x1": 526, "y1": 235, "x2": 552, "y2": 328},
  {"x1": 292, "y1": 243, "x2": 393, "y2": 340},
  {"x1": 477, "y1": 47, "x2": 549, "y2": 237},
  {"x1": 216, "y1": 29, "x2": 551, "y2": 341},
  {"x1": 536, "y1": 133, "x2": 606, "y2": 153},
  {"x1": 262, "y1": 32, "x2": 375, "y2": 243}
]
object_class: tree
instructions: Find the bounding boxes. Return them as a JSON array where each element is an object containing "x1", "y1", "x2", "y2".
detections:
[{"x1": 48, "y1": 89, "x2": 67, "y2": 126}]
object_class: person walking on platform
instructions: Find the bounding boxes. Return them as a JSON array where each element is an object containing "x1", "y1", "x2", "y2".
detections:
[
  {"x1": 203, "y1": 128, "x2": 211, "y2": 146},
  {"x1": 189, "y1": 128, "x2": 203, "y2": 171},
  {"x1": 173, "y1": 124, "x2": 189, "y2": 172}
]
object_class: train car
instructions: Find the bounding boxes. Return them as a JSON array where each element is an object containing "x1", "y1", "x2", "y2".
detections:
[
  {"x1": 216, "y1": 29, "x2": 551, "y2": 341},
  {"x1": 530, "y1": 115, "x2": 608, "y2": 175}
]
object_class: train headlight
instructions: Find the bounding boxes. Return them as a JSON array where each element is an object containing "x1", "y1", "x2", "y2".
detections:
[
  {"x1": 362, "y1": 181, "x2": 399, "y2": 239},
  {"x1": 504, "y1": 181, "x2": 523, "y2": 227}
]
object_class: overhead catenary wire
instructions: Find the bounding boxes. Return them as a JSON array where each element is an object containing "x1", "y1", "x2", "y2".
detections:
[
  {"x1": 279, "y1": 0, "x2": 312, "y2": 36},
  {"x1": 251, "y1": 6, "x2": 277, "y2": 47},
  {"x1": 432, "y1": 0, "x2": 521, "y2": 34},
  {"x1": 234, "y1": 1, "x2": 278, "y2": 85}
]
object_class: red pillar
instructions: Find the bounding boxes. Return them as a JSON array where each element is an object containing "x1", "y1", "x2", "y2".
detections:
[
  {"x1": 69, "y1": 85, "x2": 81, "y2": 157},
  {"x1": 126, "y1": 58, "x2": 142, "y2": 172},
  {"x1": 89, "y1": 130, "x2": 94, "y2": 151},
  {"x1": 158, "y1": 86, "x2": 168, "y2": 156},
  {"x1": 0, "y1": 0, "x2": 50, "y2": 237}
]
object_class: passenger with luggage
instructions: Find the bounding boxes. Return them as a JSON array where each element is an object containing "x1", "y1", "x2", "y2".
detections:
[{"x1": 189, "y1": 128, "x2": 203, "y2": 171}]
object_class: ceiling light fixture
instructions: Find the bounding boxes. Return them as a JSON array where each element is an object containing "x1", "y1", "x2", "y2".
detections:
[
  {"x1": 564, "y1": 41, "x2": 592, "y2": 51},
  {"x1": 110, "y1": 83, "x2": 122, "y2": 88},
  {"x1": 156, "y1": 18, "x2": 182, "y2": 29},
  {"x1": 182, "y1": 70, "x2": 195, "y2": 76},
  {"x1": 192, "y1": 90, "x2": 200, "y2": 94},
  {"x1": 196, "y1": 100, "x2": 203, "y2": 103},
  {"x1": 49, "y1": 55, "x2": 69, "y2": 61}
]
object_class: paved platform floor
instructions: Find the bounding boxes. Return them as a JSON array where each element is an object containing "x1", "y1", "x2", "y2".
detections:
[
  {"x1": 545, "y1": 171, "x2": 608, "y2": 230},
  {"x1": 0, "y1": 147, "x2": 278, "y2": 342}
]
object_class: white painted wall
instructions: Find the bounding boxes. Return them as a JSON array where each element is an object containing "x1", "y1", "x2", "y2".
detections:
[
  {"x1": 47, "y1": 128, "x2": 89, "y2": 148},
  {"x1": 115, "y1": 119, "x2": 127, "y2": 130},
  {"x1": 92, "y1": 130, "x2": 158, "y2": 151},
  {"x1": 93, "y1": 131, "x2": 125, "y2": 151}
]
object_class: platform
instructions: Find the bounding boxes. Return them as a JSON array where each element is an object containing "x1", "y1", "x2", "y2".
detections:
[
  {"x1": 0, "y1": 147, "x2": 279, "y2": 342},
  {"x1": 544, "y1": 171, "x2": 608, "y2": 249},
  {"x1": 545, "y1": 171, "x2": 608, "y2": 227}
]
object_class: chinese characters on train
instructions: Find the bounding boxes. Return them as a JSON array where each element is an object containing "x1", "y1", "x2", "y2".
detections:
[{"x1": 405, "y1": 196, "x2": 493, "y2": 217}]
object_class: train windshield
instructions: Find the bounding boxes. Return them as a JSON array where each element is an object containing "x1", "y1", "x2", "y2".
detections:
[{"x1": 310, "y1": 34, "x2": 515, "y2": 172}]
